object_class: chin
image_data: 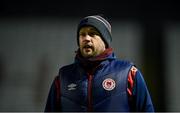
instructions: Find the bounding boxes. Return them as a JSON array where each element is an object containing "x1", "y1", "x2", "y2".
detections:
[
  {"x1": 84, "y1": 54, "x2": 93, "y2": 58},
  {"x1": 82, "y1": 53, "x2": 94, "y2": 58}
]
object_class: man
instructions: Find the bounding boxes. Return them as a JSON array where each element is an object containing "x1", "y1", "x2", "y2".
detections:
[{"x1": 45, "y1": 15, "x2": 154, "y2": 112}]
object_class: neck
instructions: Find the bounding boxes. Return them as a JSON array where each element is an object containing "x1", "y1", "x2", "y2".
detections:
[
  {"x1": 75, "y1": 48, "x2": 113, "y2": 73},
  {"x1": 88, "y1": 48, "x2": 113, "y2": 61}
]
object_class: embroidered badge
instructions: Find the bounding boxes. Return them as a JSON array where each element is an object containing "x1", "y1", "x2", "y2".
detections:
[
  {"x1": 102, "y1": 78, "x2": 116, "y2": 91},
  {"x1": 67, "y1": 83, "x2": 77, "y2": 91}
]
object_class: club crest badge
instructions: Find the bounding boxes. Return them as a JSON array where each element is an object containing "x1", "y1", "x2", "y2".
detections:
[{"x1": 102, "y1": 78, "x2": 116, "y2": 91}]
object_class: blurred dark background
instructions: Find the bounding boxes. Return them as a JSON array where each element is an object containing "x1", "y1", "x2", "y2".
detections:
[{"x1": 0, "y1": 0, "x2": 180, "y2": 111}]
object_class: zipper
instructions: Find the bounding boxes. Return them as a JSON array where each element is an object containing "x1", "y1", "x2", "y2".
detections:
[{"x1": 87, "y1": 73, "x2": 93, "y2": 111}]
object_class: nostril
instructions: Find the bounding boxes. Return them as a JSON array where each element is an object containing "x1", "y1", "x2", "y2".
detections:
[{"x1": 83, "y1": 40, "x2": 90, "y2": 43}]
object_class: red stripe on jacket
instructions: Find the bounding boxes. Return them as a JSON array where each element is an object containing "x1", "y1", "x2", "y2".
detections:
[{"x1": 127, "y1": 66, "x2": 137, "y2": 96}]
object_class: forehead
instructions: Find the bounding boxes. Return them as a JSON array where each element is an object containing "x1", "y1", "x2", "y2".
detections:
[{"x1": 79, "y1": 26, "x2": 99, "y2": 33}]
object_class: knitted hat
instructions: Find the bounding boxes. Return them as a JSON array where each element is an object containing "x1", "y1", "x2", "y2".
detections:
[{"x1": 77, "y1": 15, "x2": 112, "y2": 48}]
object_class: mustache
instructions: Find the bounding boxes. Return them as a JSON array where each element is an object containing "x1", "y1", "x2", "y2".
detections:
[{"x1": 82, "y1": 44, "x2": 94, "y2": 49}]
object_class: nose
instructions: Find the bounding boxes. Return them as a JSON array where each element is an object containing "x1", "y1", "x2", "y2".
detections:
[{"x1": 83, "y1": 34, "x2": 91, "y2": 42}]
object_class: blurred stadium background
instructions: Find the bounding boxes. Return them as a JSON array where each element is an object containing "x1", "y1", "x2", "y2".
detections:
[{"x1": 0, "y1": 0, "x2": 180, "y2": 111}]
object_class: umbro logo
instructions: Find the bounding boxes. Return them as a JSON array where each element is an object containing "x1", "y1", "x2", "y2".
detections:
[{"x1": 67, "y1": 83, "x2": 77, "y2": 91}]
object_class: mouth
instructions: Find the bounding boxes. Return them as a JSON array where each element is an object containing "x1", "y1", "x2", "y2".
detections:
[
  {"x1": 83, "y1": 45, "x2": 93, "y2": 49},
  {"x1": 82, "y1": 44, "x2": 94, "y2": 51},
  {"x1": 80, "y1": 44, "x2": 94, "y2": 57}
]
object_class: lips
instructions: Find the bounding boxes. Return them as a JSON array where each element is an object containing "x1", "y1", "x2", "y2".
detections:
[
  {"x1": 83, "y1": 44, "x2": 94, "y2": 51},
  {"x1": 83, "y1": 45, "x2": 92, "y2": 49}
]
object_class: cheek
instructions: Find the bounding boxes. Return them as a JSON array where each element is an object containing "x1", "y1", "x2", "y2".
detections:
[
  {"x1": 79, "y1": 38, "x2": 83, "y2": 45},
  {"x1": 79, "y1": 39, "x2": 84, "y2": 50},
  {"x1": 95, "y1": 39, "x2": 106, "y2": 48}
]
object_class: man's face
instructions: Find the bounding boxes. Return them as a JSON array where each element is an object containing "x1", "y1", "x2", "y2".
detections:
[{"x1": 79, "y1": 26, "x2": 106, "y2": 58}]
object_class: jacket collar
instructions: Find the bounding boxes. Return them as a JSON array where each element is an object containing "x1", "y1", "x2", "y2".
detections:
[{"x1": 74, "y1": 48, "x2": 116, "y2": 74}]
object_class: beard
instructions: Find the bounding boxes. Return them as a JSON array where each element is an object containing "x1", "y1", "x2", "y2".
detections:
[{"x1": 80, "y1": 44, "x2": 96, "y2": 58}]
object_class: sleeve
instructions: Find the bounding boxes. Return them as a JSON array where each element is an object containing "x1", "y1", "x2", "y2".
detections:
[
  {"x1": 127, "y1": 66, "x2": 154, "y2": 112},
  {"x1": 44, "y1": 75, "x2": 61, "y2": 112}
]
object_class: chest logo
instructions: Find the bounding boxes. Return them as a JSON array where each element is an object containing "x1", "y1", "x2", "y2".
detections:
[
  {"x1": 67, "y1": 83, "x2": 77, "y2": 91},
  {"x1": 102, "y1": 78, "x2": 116, "y2": 91}
]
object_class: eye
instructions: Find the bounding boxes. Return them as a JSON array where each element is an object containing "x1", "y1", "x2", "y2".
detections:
[
  {"x1": 88, "y1": 32, "x2": 96, "y2": 37},
  {"x1": 88, "y1": 30, "x2": 101, "y2": 37},
  {"x1": 79, "y1": 32, "x2": 86, "y2": 37}
]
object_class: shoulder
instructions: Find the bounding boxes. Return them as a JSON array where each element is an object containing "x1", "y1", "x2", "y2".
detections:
[
  {"x1": 51, "y1": 64, "x2": 76, "y2": 84},
  {"x1": 58, "y1": 63, "x2": 81, "y2": 77},
  {"x1": 104, "y1": 59, "x2": 135, "y2": 77},
  {"x1": 59, "y1": 63, "x2": 76, "y2": 72},
  {"x1": 128, "y1": 65, "x2": 147, "y2": 89},
  {"x1": 129, "y1": 66, "x2": 138, "y2": 77},
  {"x1": 128, "y1": 65, "x2": 143, "y2": 82},
  {"x1": 111, "y1": 59, "x2": 134, "y2": 70}
]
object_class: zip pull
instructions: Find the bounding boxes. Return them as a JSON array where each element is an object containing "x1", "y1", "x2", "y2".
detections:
[{"x1": 87, "y1": 73, "x2": 93, "y2": 111}]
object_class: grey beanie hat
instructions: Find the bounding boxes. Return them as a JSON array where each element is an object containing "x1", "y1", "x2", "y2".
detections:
[{"x1": 77, "y1": 15, "x2": 112, "y2": 48}]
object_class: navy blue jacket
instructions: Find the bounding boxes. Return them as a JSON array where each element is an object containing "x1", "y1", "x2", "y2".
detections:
[{"x1": 45, "y1": 53, "x2": 154, "y2": 112}]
